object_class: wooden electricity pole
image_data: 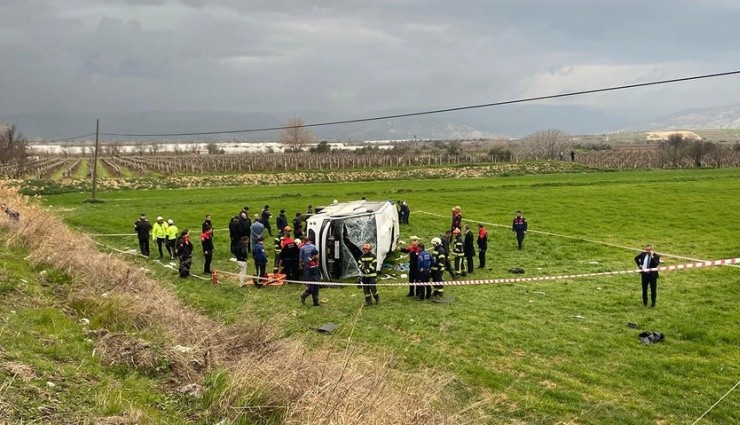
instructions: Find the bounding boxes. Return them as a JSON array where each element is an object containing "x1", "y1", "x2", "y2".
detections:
[{"x1": 91, "y1": 119, "x2": 100, "y2": 199}]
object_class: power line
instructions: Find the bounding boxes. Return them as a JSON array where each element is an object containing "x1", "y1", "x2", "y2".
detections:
[
  {"x1": 42, "y1": 133, "x2": 97, "y2": 143},
  {"x1": 88, "y1": 68, "x2": 739, "y2": 137}
]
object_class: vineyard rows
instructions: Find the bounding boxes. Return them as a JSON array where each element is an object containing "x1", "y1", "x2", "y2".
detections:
[{"x1": 2, "y1": 150, "x2": 739, "y2": 180}]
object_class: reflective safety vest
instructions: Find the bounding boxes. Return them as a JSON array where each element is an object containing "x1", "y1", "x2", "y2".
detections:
[
  {"x1": 166, "y1": 224, "x2": 178, "y2": 240},
  {"x1": 358, "y1": 253, "x2": 378, "y2": 277},
  {"x1": 453, "y1": 235, "x2": 464, "y2": 255},
  {"x1": 431, "y1": 246, "x2": 446, "y2": 272},
  {"x1": 152, "y1": 222, "x2": 168, "y2": 240}
]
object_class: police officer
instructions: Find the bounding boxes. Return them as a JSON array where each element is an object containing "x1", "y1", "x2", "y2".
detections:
[
  {"x1": 430, "y1": 237, "x2": 446, "y2": 297},
  {"x1": 358, "y1": 243, "x2": 380, "y2": 306},
  {"x1": 512, "y1": 210, "x2": 528, "y2": 250},
  {"x1": 416, "y1": 243, "x2": 433, "y2": 300}
]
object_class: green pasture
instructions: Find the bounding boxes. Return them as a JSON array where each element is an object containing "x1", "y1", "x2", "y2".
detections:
[{"x1": 40, "y1": 168, "x2": 740, "y2": 424}]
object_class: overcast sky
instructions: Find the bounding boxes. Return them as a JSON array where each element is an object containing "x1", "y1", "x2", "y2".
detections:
[{"x1": 2, "y1": 0, "x2": 740, "y2": 123}]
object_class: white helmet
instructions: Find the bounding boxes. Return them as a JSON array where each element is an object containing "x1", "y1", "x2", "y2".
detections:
[{"x1": 431, "y1": 237, "x2": 442, "y2": 246}]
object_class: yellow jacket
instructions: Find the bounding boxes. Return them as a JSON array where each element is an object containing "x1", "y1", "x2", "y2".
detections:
[
  {"x1": 152, "y1": 222, "x2": 168, "y2": 240},
  {"x1": 166, "y1": 224, "x2": 178, "y2": 240}
]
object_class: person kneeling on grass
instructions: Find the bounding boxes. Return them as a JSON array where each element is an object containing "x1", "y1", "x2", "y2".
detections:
[
  {"x1": 300, "y1": 249, "x2": 322, "y2": 307},
  {"x1": 175, "y1": 229, "x2": 193, "y2": 278}
]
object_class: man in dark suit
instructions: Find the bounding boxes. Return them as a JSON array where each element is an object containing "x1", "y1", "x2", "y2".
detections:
[{"x1": 634, "y1": 244, "x2": 661, "y2": 307}]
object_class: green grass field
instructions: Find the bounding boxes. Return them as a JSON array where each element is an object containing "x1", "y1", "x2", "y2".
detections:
[{"x1": 30, "y1": 168, "x2": 740, "y2": 423}]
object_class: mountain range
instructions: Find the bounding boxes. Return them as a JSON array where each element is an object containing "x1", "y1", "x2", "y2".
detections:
[{"x1": 3, "y1": 103, "x2": 739, "y2": 142}]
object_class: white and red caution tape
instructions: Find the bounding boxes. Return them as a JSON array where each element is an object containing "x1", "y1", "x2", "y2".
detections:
[{"x1": 214, "y1": 257, "x2": 740, "y2": 287}]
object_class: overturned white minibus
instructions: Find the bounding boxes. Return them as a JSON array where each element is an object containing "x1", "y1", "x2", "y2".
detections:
[{"x1": 306, "y1": 200, "x2": 400, "y2": 280}]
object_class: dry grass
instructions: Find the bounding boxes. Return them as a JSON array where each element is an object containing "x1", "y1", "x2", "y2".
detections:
[{"x1": 0, "y1": 184, "x2": 476, "y2": 424}]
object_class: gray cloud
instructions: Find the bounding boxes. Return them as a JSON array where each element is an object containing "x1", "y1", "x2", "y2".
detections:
[{"x1": 1, "y1": 0, "x2": 739, "y2": 128}]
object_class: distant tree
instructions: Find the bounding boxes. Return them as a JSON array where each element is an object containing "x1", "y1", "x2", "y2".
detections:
[
  {"x1": 0, "y1": 123, "x2": 28, "y2": 165},
  {"x1": 148, "y1": 142, "x2": 161, "y2": 154},
  {"x1": 279, "y1": 118, "x2": 315, "y2": 152},
  {"x1": 444, "y1": 140, "x2": 462, "y2": 156},
  {"x1": 206, "y1": 141, "x2": 222, "y2": 155},
  {"x1": 488, "y1": 147, "x2": 512, "y2": 161},
  {"x1": 661, "y1": 134, "x2": 688, "y2": 167},
  {"x1": 135, "y1": 142, "x2": 147, "y2": 155},
  {"x1": 309, "y1": 141, "x2": 331, "y2": 154},
  {"x1": 687, "y1": 140, "x2": 713, "y2": 167},
  {"x1": 103, "y1": 141, "x2": 122, "y2": 156},
  {"x1": 518, "y1": 130, "x2": 568, "y2": 160},
  {"x1": 708, "y1": 142, "x2": 729, "y2": 167}
]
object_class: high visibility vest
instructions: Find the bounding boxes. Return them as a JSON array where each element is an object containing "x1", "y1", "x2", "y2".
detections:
[
  {"x1": 358, "y1": 253, "x2": 378, "y2": 277},
  {"x1": 431, "y1": 247, "x2": 446, "y2": 272}
]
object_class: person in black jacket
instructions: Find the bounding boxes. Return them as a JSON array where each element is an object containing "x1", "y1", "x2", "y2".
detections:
[
  {"x1": 134, "y1": 214, "x2": 152, "y2": 257},
  {"x1": 463, "y1": 225, "x2": 475, "y2": 273},
  {"x1": 228, "y1": 216, "x2": 240, "y2": 257},
  {"x1": 441, "y1": 230, "x2": 456, "y2": 279},
  {"x1": 261, "y1": 205, "x2": 273, "y2": 237},
  {"x1": 400, "y1": 201, "x2": 410, "y2": 224},
  {"x1": 237, "y1": 211, "x2": 251, "y2": 253},
  {"x1": 634, "y1": 244, "x2": 661, "y2": 307},
  {"x1": 512, "y1": 210, "x2": 528, "y2": 250},
  {"x1": 276, "y1": 209, "x2": 288, "y2": 237},
  {"x1": 201, "y1": 214, "x2": 212, "y2": 232},
  {"x1": 201, "y1": 225, "x2": 214, "y2": 275},
  {"x1": 175, "y1": 229, "x2": 194, "y2": 278}
]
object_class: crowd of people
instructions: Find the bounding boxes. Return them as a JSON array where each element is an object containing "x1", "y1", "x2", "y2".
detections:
[{"x1": 130, "y1": 202, "x2": 660, "y2": 308}]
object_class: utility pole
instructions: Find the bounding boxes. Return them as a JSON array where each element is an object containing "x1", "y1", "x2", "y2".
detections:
[{"x1": 91, "y1": 119, "x2": 99, "y2": 199}]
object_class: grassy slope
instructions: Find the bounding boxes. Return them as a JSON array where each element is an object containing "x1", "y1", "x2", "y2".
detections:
[
  {"x1": 40, "y1": 168, "x2": 740, "y2": 424},
  {"x1": 0, "y1": 233, "x2": 197, "y2": 424}
]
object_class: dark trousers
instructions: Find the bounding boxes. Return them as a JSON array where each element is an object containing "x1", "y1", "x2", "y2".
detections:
[
  {"x1": 178, "y1": 256, "x2": 192, "y2": 277},
  {"x1": 416, "y1": 271, "x2": 431, "y2": 299},
  {"x1": 302, "y1": 282, "x2": 320, "y2": 306},
  {"x1": 156, "y1": 238, "x2": 166, "y2": 258},
  {"x1": 445, "y1": 258, "x2": 455, "y2": 279},
  {"x1": 264, "y1": 223, "x2": 272, "y2": 236},
  {"x1": 516, "y1": 232, "x2": 525, "y2": 249},
  {"x1": 361, "y1": 277, "x2": 379, "y2": 305},
  {"x1": 166, "y1": 238, "x2": 175, "y2": 259},
  {"x1": 230, "y1": 238, "x2": 237, "y2": 256},
  {"x1": 138, "y1": 237, "x2": 150, "y2": 257},
  {"x1": 478, "y1": 249, "x2": 486, "y2": 268},
  {"x1": 283, "y1": 260, "x2": 300, "y2": 282},
  {"x1": 431, "y1": 270, "x2": 444, "y2": 295},
  {"x1": 203, "y1": 251, "x2": 213, "y2": 274},
  {"x1": 407, "y1": 269, "x2": 417, "y2": 295},
  {"x1": 254, "y1": 261, "x2": 267, "y2": 287},
  {"x1": 641, "y1": 273, "x2": 658, "y2": 306},
  {"x1": 465, "y1": 254, "x2": 474, "y2": 273}
]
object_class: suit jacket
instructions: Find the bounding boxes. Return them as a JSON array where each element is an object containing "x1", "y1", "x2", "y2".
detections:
[{"x1": 634, "y1": 252, "x2": 661, "y2": 277}]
